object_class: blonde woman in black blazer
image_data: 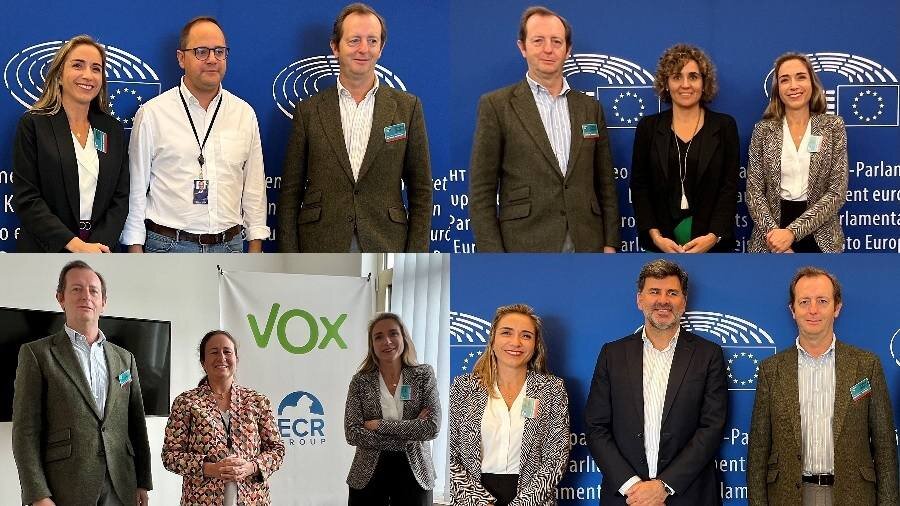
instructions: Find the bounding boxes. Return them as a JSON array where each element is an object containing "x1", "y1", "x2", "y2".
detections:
[
  {"x1": 12, "y1": 35, "x2": 129, "y2": 252},
  {"x1": 344, "y1": 312, "x2": 440, "y2": 505},
  {"x1": 449, "y1": 304, "x2": 571, "y2": 506},
  {"x1": 746, "y1": 53, "x2": 848, "y2": 253},
  {"x1": 630, "y1": 44, "x2": 739, "y2": 253}
]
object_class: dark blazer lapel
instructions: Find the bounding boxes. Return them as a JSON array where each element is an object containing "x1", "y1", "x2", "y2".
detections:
[
  {"x1": 778, "y1": 347, "x2": 802, "y2": 451},
  {"x1": 316, "y1": 87, "x2": 355, "y2": 183},
  {"x1": 694, "y1": 114, "x2": 721, "y2": 182},
  {"x1": 625, "y1": 333, "x2": 645, "y2": 426},
  {"x1": 660, "y1": 330, "x2": 695, "y2": 424},
  {"x1": 357, "y1": 87, "x2": 397, "y2": 182},
  {"x1": 102, "y1": 342, "x2": 125, "y2": 420},
  {"x1": 831, "y1": 342, "x2": 856, "y2": 446},
  {"x1": 87, "y1": 111, "x2": 112, "y2": 221},
  {"x1": 50, "y1": 109, "x2": 81, "y2": 223},
  {"x1": 565, "y1": 94, "x2": 585, "y2": 180},
  {"x1": 49, "y1": 331, "x2": 103, "y2": 420},
  {"x1": 510, "y1": 80, "x2": 562, "y2": 178},
  {"x1": 654, "y1": 111, "x2": 672, "y2": 182}
]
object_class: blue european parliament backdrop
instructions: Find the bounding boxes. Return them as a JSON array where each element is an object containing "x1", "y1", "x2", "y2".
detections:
[
  {"x1": 0, "y1": 0, "x2": 897, "y2": 252},
  {"x1": 450, "y1": 254, "x2": 900, "y2": 504}
]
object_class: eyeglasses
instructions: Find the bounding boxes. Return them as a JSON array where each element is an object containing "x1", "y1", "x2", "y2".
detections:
[{"x1": 180, "y1": 46, "x2": 230, "y2": 61}]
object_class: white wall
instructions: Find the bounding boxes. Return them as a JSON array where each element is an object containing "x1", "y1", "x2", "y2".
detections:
[{"x1": 0, "y1": 253, "x2": 371, "y2": 504}]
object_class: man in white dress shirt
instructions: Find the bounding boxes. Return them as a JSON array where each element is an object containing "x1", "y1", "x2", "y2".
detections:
[
  {"x1": 122, "y1": 16, "x2": 269, "y2": 253},
  {"x1": 585, "y1": 259, "x2": 727, "y2": 505}
]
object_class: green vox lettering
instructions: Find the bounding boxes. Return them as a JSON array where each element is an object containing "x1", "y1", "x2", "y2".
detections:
[{"x1": 247, "y1": 303, "x2": 348, "y2": 354}]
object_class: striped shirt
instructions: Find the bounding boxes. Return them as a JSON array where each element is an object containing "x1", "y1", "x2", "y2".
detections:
[
  {"x1": 525, "y1": 72, "x2": 571, "y2": 177},
  {"x1": 797, "y1": 335, "x2": 836, "y2": 474},
  {"x1": 337, "y1": 77, "x2": 379, "y2": 181},
  {"x1": 621, "y1": 326, "x2": 682, "y2": 495},
  {"x1": 64, "y1": 324, "x2": 109, "y2": 416}
]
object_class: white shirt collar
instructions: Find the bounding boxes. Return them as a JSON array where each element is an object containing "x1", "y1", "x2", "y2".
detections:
[
  {"x1": 64, "y1": 324, "x2": 107, "y2": 346},
  {"x1": 337, "y1": 75, "x2": 380, "y2": 100},
  {"x1": 179, "y1": 77, "x2": 223, "y2": 106},
  {"x1": 525, "y1": 72, "x2": 571, "y2": 97},
  {"x1": 796, "y1": 334, "x2": 836, "y2": 359},
  {"x1": 641, "y1": 325, "x2": 681, "y2": 353}
]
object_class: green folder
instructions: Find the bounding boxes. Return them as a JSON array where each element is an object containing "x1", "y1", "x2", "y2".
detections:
[{"x1": 673, "y1": 216, "x2": 693, "y2": 245}]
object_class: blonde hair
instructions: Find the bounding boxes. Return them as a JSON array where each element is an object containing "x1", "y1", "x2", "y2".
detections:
[
  {"x1": 471, "y1": 304, "x2": 548, "y2": 395},
  {"x1": 762, "y1": 52, "x2": 827, "y2": 120},
  {"x1": 357, "y1": 312, "x2": 419, "y2": 373},
  {"x1": 31, "y1": 35, "x2": 109, "y2": 115}
]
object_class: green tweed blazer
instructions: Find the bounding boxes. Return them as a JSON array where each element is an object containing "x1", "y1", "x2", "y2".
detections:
[
  {"x1": 747, "y1": 340, "x2": 899, "y2": 505},
  {"x1": 278, "y1": 85, "x2": 433, "y2": 252},
  {"x1": 468, "y1": 80, "x2": 620, "y2": 252},
  {"x1": 12, "y1": 331, "x2": 153, "y2": 505}
]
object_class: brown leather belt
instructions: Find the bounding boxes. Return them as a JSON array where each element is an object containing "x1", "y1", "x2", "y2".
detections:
[
  {"x1": 145, "y1": 220, "x2": 241, "y2": 245},
  {"x1": 802, "y1": 474, "x2": 834, "y2": 486}
]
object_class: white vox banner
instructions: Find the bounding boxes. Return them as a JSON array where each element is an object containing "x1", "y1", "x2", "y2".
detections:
[{"x1": 218, "y1": 270, "x2": 373, "y2": 506}]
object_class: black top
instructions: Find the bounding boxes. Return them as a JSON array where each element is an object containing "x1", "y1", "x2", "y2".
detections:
[{"x1": 666, "y1": 127, "x2": 707, "y2": 221}]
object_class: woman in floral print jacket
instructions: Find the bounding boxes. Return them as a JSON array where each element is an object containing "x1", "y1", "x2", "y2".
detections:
[{"x1": 163, "y1": 330, "x2": 285, "y2": 505}]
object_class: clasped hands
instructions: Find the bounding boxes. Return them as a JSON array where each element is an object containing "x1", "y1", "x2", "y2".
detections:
[
  {"x1": 204, "y1": 456, "x2": 257, "y2": 481},
  {"x1": 364, "y1": 407, "x2": 431, "y2": 431}
]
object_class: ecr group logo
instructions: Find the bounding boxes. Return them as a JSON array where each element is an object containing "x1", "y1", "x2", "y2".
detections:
[
  {"x1": 4, "y1": 40, "x2": 161, "y2": 128},
  {"x1": 681, "y1": 311, "x2": 776, "y2": 391},
  {"x1": 763, "y1": 52, "x2": 899, "y2": 127},
  {"x1": 277, "y1": 390, "x2": 326, "y2": 446},
  {"x1": 563, "y1": 53, "x2": 660, "y2": 129},
  {"x1": 449, "y1": 311, "x2": 491, "y2": 375},
  {"x1": 272, "y1": 55, "x2": 408, "y2": 119}
]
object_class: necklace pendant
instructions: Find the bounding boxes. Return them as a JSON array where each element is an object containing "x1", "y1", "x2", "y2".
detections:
[{"x1": 198, "y1": 154, "x2": 205, "y2": 167}]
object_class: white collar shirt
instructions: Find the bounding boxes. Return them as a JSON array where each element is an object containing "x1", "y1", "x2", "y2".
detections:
[
  {"x1": 378, "y1": 370, "x2": 405, "y2": 421},
  {"x1": 796, "y1": 334, "x2": 836, "y2": 474},
  {"x1": 72, "y1": 130, "x2": 100, "y2": 221},
  {"x1": 122, "y1": 78, "x2": 270, "y2": 244},
  {"x1": 337, "y1": 77, "x2": 379, "y2": 181},
  {"x1": 480, "y1": 379, "x2": 527, "y2": 474},
  {"x1": 779, "y1": 117, "x2": 812, "y2": 201},
  {"x1": 64, "y1": 324, "x2": 109, "y2": 416}
]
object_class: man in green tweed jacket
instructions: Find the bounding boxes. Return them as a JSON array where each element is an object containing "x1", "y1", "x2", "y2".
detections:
[
  {"x1": 12, "y1": 261, "x2": 152, "y2": 506},
  {"x1": 748, "y1": 266, "x2": 898, "y2": 506}
]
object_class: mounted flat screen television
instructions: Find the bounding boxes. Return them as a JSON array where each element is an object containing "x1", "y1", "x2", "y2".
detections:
[{"x1": 0, "y1": 307, "x2": 171, "y2": 421}]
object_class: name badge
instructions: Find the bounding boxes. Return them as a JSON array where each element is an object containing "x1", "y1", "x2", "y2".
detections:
[
  {"x1": 384, "y1": 123, "x2": 407, "y2": 143},
  {"x1": 93, "y1": 128, "x2": 108, "y2": 154},
  {"x1": 193, "y1": 179, "x2": 209, "y2": 205},
  {"x1": 399, "y1": 384, "x2": 411, "y2": 401},
  {"x1": 521, "y1": 397, "x2": 538, "y2": 418},
  {"x1": 850, "y1": 377, "x2": 872, "y2": 401},
  {"x1": 806, "y1": 135, "x2": 822, "y2": 153},
  {"x1": 581, "y1": 123, "x2": 600, "y2": 139},
  {"x1": 118, "y1": 369, "x2": 132, "y2": 387}
]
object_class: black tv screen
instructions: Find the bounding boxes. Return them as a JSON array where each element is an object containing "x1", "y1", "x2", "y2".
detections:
[{"x1": 0, "y1": 307, "x2": 171, "y2": 421}]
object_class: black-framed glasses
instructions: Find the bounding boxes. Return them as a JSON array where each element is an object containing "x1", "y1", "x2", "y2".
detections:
[{"x1": 180, "y1": 46, "x2": 230, "y2": 61}]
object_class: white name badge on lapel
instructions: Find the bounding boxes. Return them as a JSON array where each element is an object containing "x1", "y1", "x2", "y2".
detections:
[
  {"x1": 521, "y1": 397, "x2": 538, "y2": 418},
  {"x1": 806, "y1": 135, "x2": 822, "y2": 153}
]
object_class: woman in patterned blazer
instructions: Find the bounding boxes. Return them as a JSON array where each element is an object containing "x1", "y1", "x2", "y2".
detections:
[
  {"x1": 449, "y1": 304, "x2": 571, "y2": 506},
  {"x1": 344, "y1": 312, "x2": 441, "y2": 505},
  {"x1": 163, "y1": 330, "x2": 285, "y2": 505},
  {"x1": 747, "y1": 52, "x2": 848, "y2": 252}
]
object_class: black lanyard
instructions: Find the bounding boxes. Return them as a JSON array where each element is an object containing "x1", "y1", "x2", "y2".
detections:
[{"x1": 178, "y1": 89, "x2": 223, "y2": 170}]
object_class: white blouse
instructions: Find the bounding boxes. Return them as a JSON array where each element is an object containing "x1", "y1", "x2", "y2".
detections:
[
  {"x1": 71, "y1": 129, "x2": 100, "y2": 220},
  {"x1": 378, "y1": 371, "x2": 404, "y2": 421},
  {"x1": 480, "y1": 379, "x2": 527, "y2": 474},
  {"x1": 779, "y1": 118, "x2": 812, "y2": 201}
]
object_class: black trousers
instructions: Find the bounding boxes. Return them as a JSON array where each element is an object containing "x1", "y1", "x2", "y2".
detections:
[
  {"x1": 780, "y1": 199, "x2": 822, "y2": 252},
  {"x1": 481, "y1": 473, "x2": 519, "y2": 506},
  {"x1": 348, "y1": 451, "x2": 432, "y2": 506}
]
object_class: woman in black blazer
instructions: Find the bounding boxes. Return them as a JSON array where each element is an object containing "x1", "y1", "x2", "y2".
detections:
[
  {"x1": 344, "y1": 312, "x2": 440, "y2": 506},
  {"x1": 13, "y1": 35, "x2": 129, "y2": 252},
  {"x1": 449, "y1": 304, "x2": 571, "y2": 506},
  {"x1": 630, "y1": 44, "x2": 739, "y2": 253}
]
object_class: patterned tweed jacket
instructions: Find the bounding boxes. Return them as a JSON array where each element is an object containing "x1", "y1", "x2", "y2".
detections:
[
  {"x1": 162, "y1": 382, "x2": 285, "y2": 505},
  {"x1": 449, "y1": 370, "x2": 572, "y2": 506},
  {"x1": 746, "y1": 113, "x2": 848, "y2": 252},
  {"x1": 344, "y1": 364, "x2": 441, "y2": 490},
  {"x1": 747, "y1": 341, "x2": 899, "y2": 505}
]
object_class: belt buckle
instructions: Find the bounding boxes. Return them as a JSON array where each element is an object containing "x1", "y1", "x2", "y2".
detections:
[{"x1": 198, "y1": 233, "x2": 218, "y2": 246}]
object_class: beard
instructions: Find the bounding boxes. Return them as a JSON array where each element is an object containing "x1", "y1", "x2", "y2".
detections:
[{"x1": 645, "y1": 304, "x2": 682, "y2": 330}]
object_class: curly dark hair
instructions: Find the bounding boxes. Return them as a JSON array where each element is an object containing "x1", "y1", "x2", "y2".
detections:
[{"x1": 654, "y1": 43, "x2": 718, "y2": 104}]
